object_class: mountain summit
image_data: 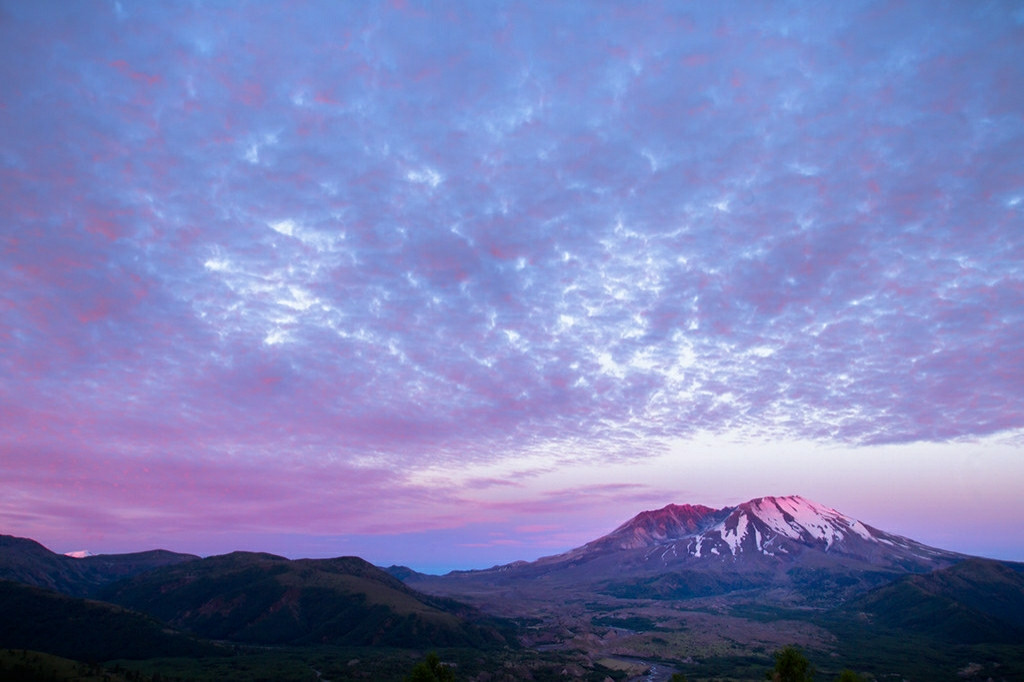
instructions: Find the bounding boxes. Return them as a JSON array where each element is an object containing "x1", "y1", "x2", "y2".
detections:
[{"x1": 590, "y1": 503, "x2": 727, "y2": 551}]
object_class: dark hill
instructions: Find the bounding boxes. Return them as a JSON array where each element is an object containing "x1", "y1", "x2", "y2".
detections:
[
  {"x1": 384, "y1": 564, "x2": 429, "y2": 582},
  {"x1": 0, "y1": 536, "x2": 85, "y2": 595},
  {"x1": 101, "y1": 551, "x2": 514, "y2": 648},
  {"x1": 0, "y1": 534, "x2": 198, "y2": 597},
  {"x1": 840, "y1": 558, "x2": 1024, "y2": 644},
  {"x1": 0, "y1": 579, "x2": 219, "y2": 661}
]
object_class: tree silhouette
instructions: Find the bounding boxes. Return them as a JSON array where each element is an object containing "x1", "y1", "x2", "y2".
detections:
[
  {"x1": 766, "y1": 645, "x2": 814, "y2": 682},
  {"x1": 406, "y1": 651, "x2": 456, "y2": 682}
]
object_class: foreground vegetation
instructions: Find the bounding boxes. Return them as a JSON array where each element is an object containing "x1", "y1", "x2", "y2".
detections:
[
  {"x1": 5, "y1": 593, "x2": 1023, "y2": 680},
  {"x1": 0, "y1": 644, "x2": 913, "y2": 682},
  {"x1": 8, "y1": 634, "x2": 1024, "y2": 682}
]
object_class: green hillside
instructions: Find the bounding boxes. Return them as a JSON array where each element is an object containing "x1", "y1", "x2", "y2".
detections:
[
  {"x1": 0, "y1": 649, "x2": 154, "y2": 682},
  {"x1": 841, "y1": 558, "x2": 1024, "y2": 644},
  {"x1": 102, "y1": 552, "x2": 514, "y2": 648},
  {"x1": 0, "y1": 580, "x2": 219, "y2": 661}
]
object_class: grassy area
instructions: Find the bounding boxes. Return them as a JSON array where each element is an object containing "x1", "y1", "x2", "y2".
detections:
[
  {"x1": 109, "y1": 645, "x2": 636, "y2": 682},
  {"x1": 817, "y1": 613, "x2": 1024, "y2": 681},
  {"x1": 0, "y1": 648, "x2": 145, "y2": 682},
  {"x1": 9, "y1": 631, "x2": 1022, "y2": 682}
]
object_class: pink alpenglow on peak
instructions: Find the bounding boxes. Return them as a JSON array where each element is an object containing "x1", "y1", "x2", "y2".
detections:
[
  {"x1": 529, "y1": 495, "x2": 965, "y2": 573},
  {"x1": 599, "y1": 503, "x2": 722, "y2": 550}
]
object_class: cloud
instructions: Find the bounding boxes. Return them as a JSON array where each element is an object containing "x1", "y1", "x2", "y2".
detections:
[{"x1": 1, "y1": 1, "x2": 1022, "y2": 559}]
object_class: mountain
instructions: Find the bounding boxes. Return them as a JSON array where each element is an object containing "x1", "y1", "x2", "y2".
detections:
[
  {"x1": 0, "y1": 579, "x2": 219, "y2": 661},
  {"x1": 569, "y1": 495, "x2": 959, "y2": 569},
  {"x1": 100, "y1": 551, "x2": 514, "y2": 648},
  {"x1": 384, "y1": 564, "x2": 430, "y2": 582},
  {"x1": 0, "y1": 534, "x2": 198, "y2": 597},
  {"x1": 408, "y1": 495, "x2": 965, "y2": 606}
]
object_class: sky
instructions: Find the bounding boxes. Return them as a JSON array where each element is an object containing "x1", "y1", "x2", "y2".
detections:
[{"x1": 1, "y1": 1, "x2": 1023, "y2": 574}]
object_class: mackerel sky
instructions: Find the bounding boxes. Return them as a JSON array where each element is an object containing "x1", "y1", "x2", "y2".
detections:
[{"x1": 2, "y1": 1, "x2": 1023, "y2": 572}]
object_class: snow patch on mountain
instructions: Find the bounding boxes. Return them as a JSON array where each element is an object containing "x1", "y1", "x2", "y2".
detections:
[
  {"x1": 646, "y1": 495, "x2": 882, "y2": 560},
  {"x1": 721, "y1": 510, "x2": 750, "y2": 555},
  {"x1": 64, "y1": 550, "x2": 95, "y2": 559},
  {"x1": 721, "y1": 495, "x2": 875, "y2": 552}
]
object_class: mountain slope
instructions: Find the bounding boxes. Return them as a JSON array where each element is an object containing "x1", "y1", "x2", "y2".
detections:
[
  {"x1": 0, "y1": 534, "x2": 198, "y2": 597},
  {"x1": 589, "y1": 503, "x2": 726, "y2": 551},
  {"x1": 0, "y1": 579, "x2": 218, "y2": 661},
  {"x1": 101, "y1": 551, "x2": 514, "y2": 648}
]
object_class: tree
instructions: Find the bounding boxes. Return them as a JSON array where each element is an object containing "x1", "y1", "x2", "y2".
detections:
[
  {"x1": 834, "y1": 671, "x2": 866, "y2": 682},
  {"x1": 669, "y1": 673, "x2": 689, "y2": 682},
  {"x1": 766, "y1": 645, "x2": 814, "y2": 682},
  {"x1": 406, "y1": 652, "x2": 456, "y2": 682}
]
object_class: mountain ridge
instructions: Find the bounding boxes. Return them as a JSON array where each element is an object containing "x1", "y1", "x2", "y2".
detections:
[
  {"x1": 0, "y1": 537, "x2": 515, "y2": 656},
  {"x1": 98, "y1": 550, "x2": 515, "y2": 648},
  {"x1": 0, "y1": 534, "x2": 199, "y2": 597}
]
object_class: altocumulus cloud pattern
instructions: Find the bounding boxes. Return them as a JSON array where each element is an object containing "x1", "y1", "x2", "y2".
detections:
[{"x1": 1, "y1": 2, "x2": 1023, "y2": 551}]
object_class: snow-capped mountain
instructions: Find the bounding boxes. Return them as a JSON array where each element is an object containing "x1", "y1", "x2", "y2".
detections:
[
  {"x1": 415, "y1": 495, "x2": 966, "y2": 606},
  {"x1": 64, "y1": 550, "x2": 96, "y2": 559},
  {"x1": 572, "y1": 495, "x2": 959, "y2": 568}
]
